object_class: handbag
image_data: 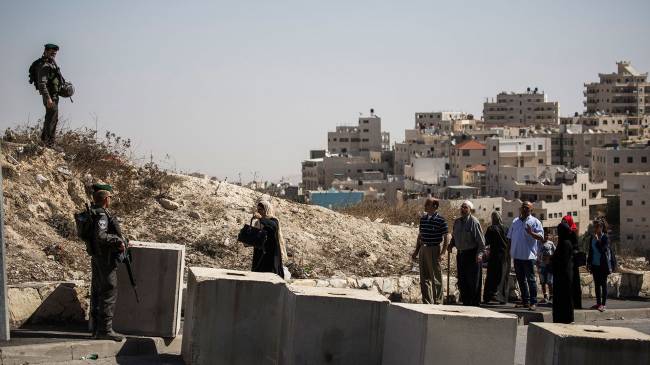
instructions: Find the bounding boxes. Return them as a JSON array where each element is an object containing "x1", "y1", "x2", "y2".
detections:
[
  {"x1": 573, "y1": 251, "x2": 587, "y2": 267},
  {"x1": 237, "y1": 218, "x2": 267, "y2": 248}
]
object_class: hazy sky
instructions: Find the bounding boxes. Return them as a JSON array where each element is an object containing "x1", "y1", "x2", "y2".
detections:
[{"x1": 1, "y1": 1, "x2": 649, "y2": 182}]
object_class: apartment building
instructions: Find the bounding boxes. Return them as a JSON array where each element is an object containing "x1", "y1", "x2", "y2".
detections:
[
  {"x1": 321, "y1": 154, "x2": 392, "y2": 188},
  {"x1": 483, "y1": 89, "x2": 560, "y2": 127},
  {"x1": 394, "y1": 132, "x2": 450, "y2": 175},
  {"x1": 500, "y1": 169, "x2": 607, "y2": 235},
  {"x1": 415, "y1": 111, "x2": 468, "y2": 130},
  {"x1": 301, "y1": 158, "x2": 325, "y2": 191},
  {"x1": 591, "y1": 144, "x2": 650, "y2": 194},
  {"x1": 620, "y1": 172, "x2": 650, "y2": 250},
  {"x1": 486, "y1": 137, "x2": 552, "y2": 198},
  {"x1": 584, "y1": 61, "x2": 650, "y2": 117},
  {"x1": 562, "y1": 114, "x2": 650, "y2": 139},
  {"x1": 327, "y1": 111, "x2": 390, "y2": 155},
  {"x1": 450, "y1": 140, "x2": 487, "y2": 176},
  {"x1": 545, "y1": 125, "x2": 623, "y2": 168}
]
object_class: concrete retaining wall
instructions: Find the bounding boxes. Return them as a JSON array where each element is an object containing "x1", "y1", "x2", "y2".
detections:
[{"x1": 7, "y1": 281, "x2": 87, "y2": 329}]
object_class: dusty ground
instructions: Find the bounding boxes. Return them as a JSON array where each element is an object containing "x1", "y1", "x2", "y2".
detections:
[{"x1": 1, "y1": 141, "x2": 424, "y2": 284}]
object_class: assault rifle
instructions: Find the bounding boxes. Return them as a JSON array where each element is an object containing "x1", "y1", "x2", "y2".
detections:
[{"x1": 105, "y1": 208, "x2": 140, "y2": 304}]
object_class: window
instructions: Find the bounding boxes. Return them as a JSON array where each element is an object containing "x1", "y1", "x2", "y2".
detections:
[
  {"x1": 462, "y1": 150, "x2": 470, "y2": 157},
  {"x1": 572, "y1": 211, "x2": 577, "y2": 216},
  {"x1": 614, "y1": 184, "x2": 620, "y2": 189},
  {"x1": 526, "y1": 145, "x2": 532, "y2": 151},
  {"x1": 538, "y1": 145, "x2": 543, "y2": 151},
  {"x1": 627, "y1": 156, "x2": 633, "y2": 163},
  {"x1": 627, "y1": 218, "x2": 633, "y2": 222},
  {"x1": 538, "y1": 159, "x2": 544, "y2": 164},
  {"x1": 582, "y1": 199, "x2": 586, "y2": 207},
  {"x1": 614, "y1": 157, "x2": 619, "y2": 164},
  {"x1": 492, "y1": 146, "x2": 497, "y2": 151},
  {"x1": 643, "y1": 156, "x2": 648, "y2": 163},
  {"x1": 614, "y1": 172, "x2": 620, "y2": 177},
  {"x1": 363, "y1": 129, "x2": 369, "y2": 132},
  {"x1": 627, "y1": 200, "x2": 633, "y2": 206}
]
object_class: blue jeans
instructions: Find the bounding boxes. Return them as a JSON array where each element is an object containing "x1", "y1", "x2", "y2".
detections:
[{"x1": 514, "y1": 259, "x2": 538, "y2": 305}]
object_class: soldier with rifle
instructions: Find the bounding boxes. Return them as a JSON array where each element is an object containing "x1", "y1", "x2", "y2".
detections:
[{"x1": 87, "y1": 183, "x2": 128, "y2": 341}]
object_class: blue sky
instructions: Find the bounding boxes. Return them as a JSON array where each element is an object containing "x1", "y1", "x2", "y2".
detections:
[{"x1": 1, "y1": 0, "x2": 648, "y2": 182}]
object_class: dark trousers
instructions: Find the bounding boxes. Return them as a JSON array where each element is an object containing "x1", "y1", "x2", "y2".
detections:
[
  {"x1": 592, "y1": 266, "x2": 609, "y2": 306},
  {"x1": 457, "y1": 248, "x2": 482, "y2": 306},
  {"x1": 41, "y1": 97, "x2": 59, "y2": 145},
  {"x1": 90, "y1": 256, "x2": 118, "y2": 333},
  {"x1": 514, "y1": 259, "x2": 538, "y2": 305}
]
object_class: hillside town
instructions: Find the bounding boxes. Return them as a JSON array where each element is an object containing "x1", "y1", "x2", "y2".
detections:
[{"x1": 300, "y1": 61, "x2": 650, "y2": 252}]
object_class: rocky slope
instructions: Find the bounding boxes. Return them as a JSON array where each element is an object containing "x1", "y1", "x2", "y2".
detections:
[{"x1": 1, "y1": 141, "x2": 422, "y2": 284}]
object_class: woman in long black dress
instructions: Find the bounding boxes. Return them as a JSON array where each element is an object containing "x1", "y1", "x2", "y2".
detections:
[
  {"x1": 483, "y1": 211, "x2": 510, "y2": 304},
  {"x1": 251, "y1": 200, "x2": 286, "y2": 278},
  {"x1": 552, "y1": 222, "x2": 574, "y2": 323}
]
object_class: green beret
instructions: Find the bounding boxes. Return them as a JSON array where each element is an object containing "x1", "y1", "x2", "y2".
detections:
[
  {"x1": 44, "y1": 43, "x2": 59, "y2": 50},
  {"x1": 92, "y1": 183, "x2": 113, "y2": 192}
]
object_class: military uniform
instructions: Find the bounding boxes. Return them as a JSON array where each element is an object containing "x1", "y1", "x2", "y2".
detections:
[
  {"x1": 88, "y1": 205, "x2": 124, "y2": 339},
  {"x1": 37, "y1": 44, "x2": 63, "y2": 145}
]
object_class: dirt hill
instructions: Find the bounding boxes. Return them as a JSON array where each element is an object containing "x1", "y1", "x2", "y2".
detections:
[{"x1": 1, "y1": 133, "x2": 420, "y2": 284}]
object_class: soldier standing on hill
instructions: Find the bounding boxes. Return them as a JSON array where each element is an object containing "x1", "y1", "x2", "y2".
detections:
[
  {"x1": 34, "y1": 44, "x2": 62, "y2": 145},
  {"x1": 88, "y1": 184, "x2": 126, "y2": 341}
]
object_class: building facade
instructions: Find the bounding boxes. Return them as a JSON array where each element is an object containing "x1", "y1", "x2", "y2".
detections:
[
  {"x1": 584, "y1": 61, "x2": 650, "y2": 117},
  {"x1": 483, "y1": 89, "x2": 560, "y2": 127},
  {"x1": 591, "y1": 144, "x2": 650, "y2": 194},
  {"x1": 620, "y1": 172, "x2": 650, "y2": 250}
]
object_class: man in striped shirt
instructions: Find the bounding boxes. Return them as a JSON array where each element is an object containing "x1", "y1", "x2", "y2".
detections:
[{"x1": 411, "y1": 197, "x2": 449, "y2": 304}]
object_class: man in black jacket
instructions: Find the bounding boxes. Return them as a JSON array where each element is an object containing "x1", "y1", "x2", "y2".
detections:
[
  {"x1": 37, "y1": 43, "x2": 62, "y2": 145},
  {"x1": 88, "y1": 184, "x2": 125, "y2": 341}
]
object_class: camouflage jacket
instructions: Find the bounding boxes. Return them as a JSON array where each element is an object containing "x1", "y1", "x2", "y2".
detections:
[{"x1": 37, "y1": 57, "x2": 62, "y2": 100}]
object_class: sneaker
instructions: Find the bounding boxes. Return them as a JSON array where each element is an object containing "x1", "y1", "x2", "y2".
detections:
[
  {"x1": 539, "y1": 298, "x2": 547, "y2": 304},
  {"x1": 94, "y1": 330, "x2": 124, "y2": 342},
  {"x1": 528, "y1": 304, "x2": 537, "y2": 311},
  {"x1": 598, "y1": 305, "x2": 606, "y2": 312},
  {"x1": 590, "y1": 304, "x2": 600, "y2": 310}
]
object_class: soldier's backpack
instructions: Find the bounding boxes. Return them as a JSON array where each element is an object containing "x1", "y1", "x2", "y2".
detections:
[
  {"x1": 28, "y1": 58, "x2": 46, "y2": 90},
  {"x1": 74, "y1": 203, "x2": 98, "y2": 255}
]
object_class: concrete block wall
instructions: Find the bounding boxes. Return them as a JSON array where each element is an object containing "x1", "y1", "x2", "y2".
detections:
[
  {"x1": 113, "y1": 241, "x2": 185, "y2": 337},
  {"x1": 182, "y1": 268, "x2": 287, "y2": 365},
  {"x1": 526, "y1": 322, "x2": 650, "y2": 365},
  {"x1": 281, "y1": 285, "x2": 389, "y2": 365},
  {"x1": 383, "y1": 304, "x2": 517, "y2": 365}
]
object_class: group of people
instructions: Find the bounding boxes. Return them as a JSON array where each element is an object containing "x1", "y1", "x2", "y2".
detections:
[{"x1": 414, "y1": 198, "x2": 617, "y2": 323}]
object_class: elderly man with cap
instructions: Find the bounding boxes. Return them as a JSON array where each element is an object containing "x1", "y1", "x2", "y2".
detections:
[
  {"x1": 88, "y1": 183, "x2": 126, "y2": 341},
  {"x1": 449, "y1": 200, "x2": 485, "y2": 306},
  {"x1": 507, "y1": 201, "x2": 544, "y2": 311},
  {"x1": 36, "y1": 43, "x2": 63, "y2": 145}
]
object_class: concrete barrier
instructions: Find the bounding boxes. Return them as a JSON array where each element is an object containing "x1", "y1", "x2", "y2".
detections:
[
  {"x1": 526, "y1": 322, "x2": 650, "y2": 365},
  {"x1": 382, "y1": 304, "x2": 517, "y2": 365},
  {"x1": 181, "y1": 268, "x2": 287, "y2": 365},
  {"x1": 281, "y1": 285, "x2": 389, "y2": 365},
  {"x1": 113, "y1": 241, "x2": 185, "y2": 337}
]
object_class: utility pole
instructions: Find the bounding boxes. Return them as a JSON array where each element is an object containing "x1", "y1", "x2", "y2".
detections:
[{"x1": 0, "y1": 141, "x2": 10, "y2": 340}]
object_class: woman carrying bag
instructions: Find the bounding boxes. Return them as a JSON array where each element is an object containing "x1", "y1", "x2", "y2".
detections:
[
  {"x1": 251, "y1": 200, "x2": 288, "y2": 278},
  {"x1": 587, "y1": 219, "x2": 616, "y2": 312}
]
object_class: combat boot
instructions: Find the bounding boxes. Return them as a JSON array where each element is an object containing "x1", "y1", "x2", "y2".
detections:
[{"x1": 94, "y1": 329, "x2": 124, "y2": 342}]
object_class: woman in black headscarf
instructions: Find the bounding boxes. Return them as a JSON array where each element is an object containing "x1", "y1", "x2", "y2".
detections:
[
  {"x1": 483, "y1": 211, "x2": 510, "y2": 304},
  {"x1": 552, "y1": 222, "x2": 574, "y2": 323}
]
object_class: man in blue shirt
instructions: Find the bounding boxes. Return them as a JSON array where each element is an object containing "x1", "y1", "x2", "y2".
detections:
[{"x1": 507, "y1": 201, "x2": 544, "y2": 310}]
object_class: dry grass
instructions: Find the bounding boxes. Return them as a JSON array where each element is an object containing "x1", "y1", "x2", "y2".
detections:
[{"x1": 339, "y1": 199, "x2": 461, "y2": 226}]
